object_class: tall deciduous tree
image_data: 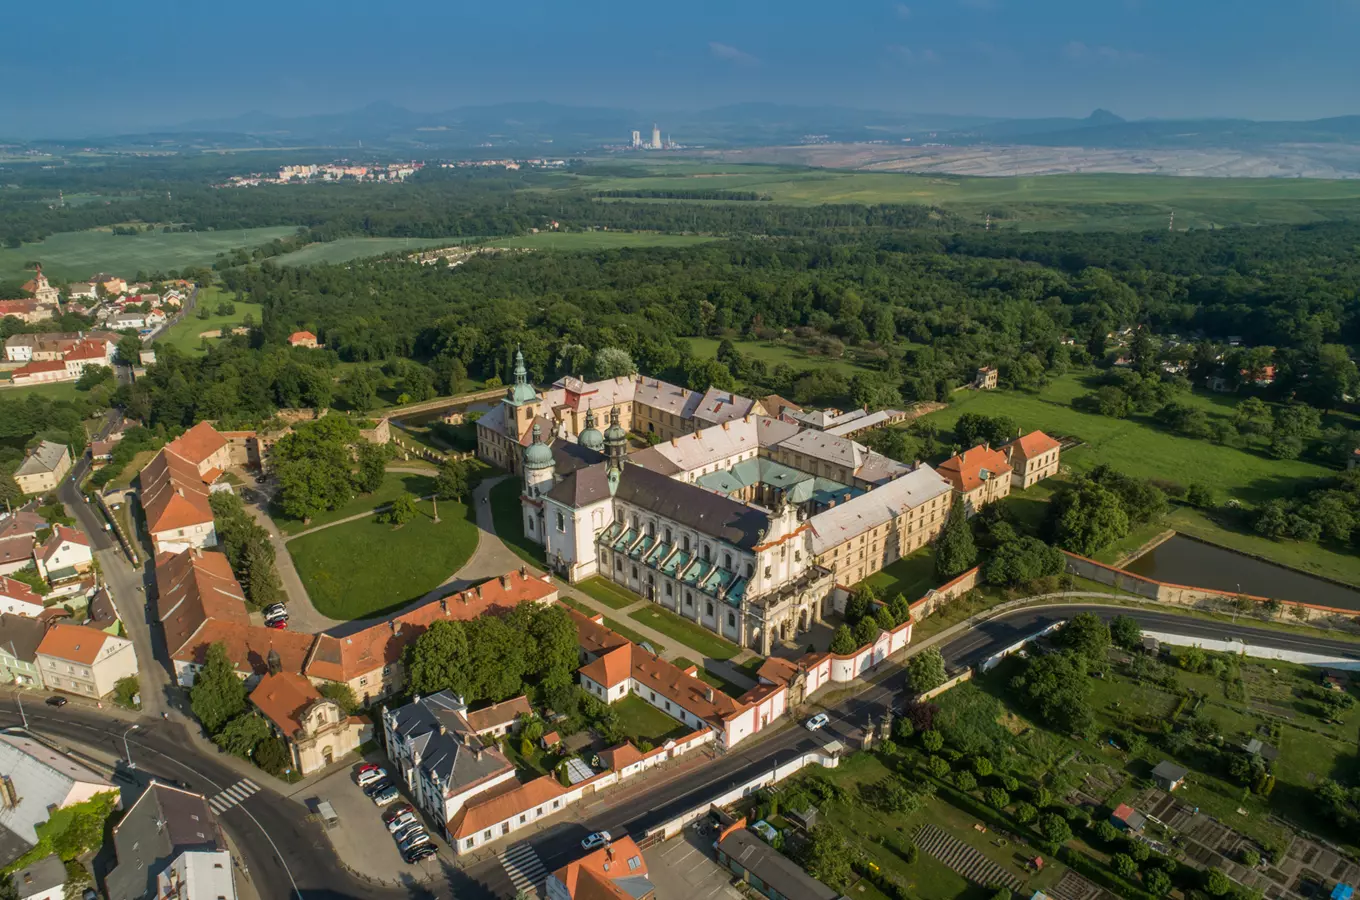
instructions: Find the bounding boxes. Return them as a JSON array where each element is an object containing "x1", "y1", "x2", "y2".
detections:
[
  {"x1": 405, "y1": 620, "x2": 472, "y2": 697},
  {"x1": 436, "y1": 458, "x2": 471, "y2": 502},
  {"x1": 935, "y1": 498, "x2": 977, "y2": 579},
  {"x1": 908, "y1": 648, "x2": 947, "y2": 693},
  {"x1": 1047, "y1": 480, "x2": 1129, "y2": 556},
  {"x1": 190, "y1": 642, "x2": 247, "y2": 734}
]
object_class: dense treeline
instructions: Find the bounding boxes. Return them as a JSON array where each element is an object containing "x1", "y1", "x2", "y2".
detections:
[{"x1": 593, "y1": 189, "x2": 770, "y2": 201}]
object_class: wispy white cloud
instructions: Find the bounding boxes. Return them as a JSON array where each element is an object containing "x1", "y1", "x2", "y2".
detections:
[
  {"x1": 708, "y1": 42, "x2": 759, "y2": 66},
  {"x1": 887, "y1": 45, "x2": 940, "y2": 64},
  {"x1": 1064, "y1": 40, "x2": 1145, "y2": 63},
  {"x1": 893, "y1": 3, "x2": 912, "y2": 19}
]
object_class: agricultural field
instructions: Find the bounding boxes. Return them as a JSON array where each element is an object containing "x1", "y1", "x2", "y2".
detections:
[
  {"x1": 922, "y1": 374, "x2": 1360, "y2": 585},
  {"x1": 0, "y1": 226, "x2": 300, "y2": 282},
  {"x1": 273, "y1": 236, "x2": 465, "y2": 266},
  {"x1": 156, "y1": 287, "x2": 264, "y2": 355},
  {"x1": 562, "y1": 162, "x2": 1360, "y2": 231}
]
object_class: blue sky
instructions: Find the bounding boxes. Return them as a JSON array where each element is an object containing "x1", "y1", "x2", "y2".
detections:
[{"x1": 6, "y1": 0, "x2": 1359, "y2": 136}]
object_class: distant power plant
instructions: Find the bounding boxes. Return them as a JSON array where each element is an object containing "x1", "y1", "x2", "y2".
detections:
[
  {"x1": 651, "y1": 123, "x2": 662, "y2": 149},
  {"x1": 624, "y1": 123, "x2": 674, "y2": 150},
  {"x1": 631, "y1": 130, "x2": 641, "y2": 148}
]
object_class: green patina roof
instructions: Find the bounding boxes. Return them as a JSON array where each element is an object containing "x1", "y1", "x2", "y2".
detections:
[{"x1": 507, "y1": 349, "x2": 539, "y2": 406}]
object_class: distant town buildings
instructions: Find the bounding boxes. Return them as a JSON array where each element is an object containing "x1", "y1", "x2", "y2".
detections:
[{"x1": 223, "y1": 161, "x2": 423, "y2": 187}]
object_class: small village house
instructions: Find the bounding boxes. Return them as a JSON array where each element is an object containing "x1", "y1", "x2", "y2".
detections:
[
  {"x1": 545, "y1": 836, "x2": 654, "y2": 900},
  {"x1": 1003, "y1": 430, "x2": 1061, "y2": 490},
  {"x1": 35, "y1": 622, "x2": 139, "y2": 698},
  {"x1": 0, "y1": 613, "x2": 49, "y2": 687},
  {"x1": 12, "y1": 442, "x2": 72, "y2": 495},
  {"x1": 287, "y1": 331, "x2": 319, "y2": 348},
  {"x1": 34, "y1": 526, "x2": 93, "y2": 583}
]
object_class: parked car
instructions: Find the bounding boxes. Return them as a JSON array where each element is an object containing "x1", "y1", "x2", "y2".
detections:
[
  {"x1": 382, "y1": 802, "x2": 414, "y2": 823},
  {"x1": 580, "y1": 831, "x2": 611, "y2": 851},
  {"x1": 372, "y1": 786, "x2": 401, "y2": 807},
  {"x1": 264, "y1": 603, "x2": 287, "y2": 618},
  {"x1": 393, "y1": 822, "x2": 423, "y2": 842},
  {"x1": 266, "y1": 618, "x2": 287, "y2": 630},
  {"x1": 359, "y1": 763, "x2": 381, "y2": 775},
  {"x1": 398, "y1": 831, "x2": 431, "y2": 852},
  {"x1": 45, "y1": 696, "x2": 68, "y2": 707},
  {"x1": 363, "y1": 780, "x2": 393, "y2": 799},
  {"x1": 404, "y1": 845, "x2": 437, "y2": 864},
  {"x1": 357, "y1": 768, "x2": 387, "y2": 787},
  {"x1": 388, "y1": 813, "x2": 418, "y2": 835},
  {"x1": 804, "y1": 713, "x2": 830, "y2": 731}
]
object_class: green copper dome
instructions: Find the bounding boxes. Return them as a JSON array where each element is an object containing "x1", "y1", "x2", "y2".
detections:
[
  {"x1": 507, "y1": 348, "x2": 539, "y2": 406},
  {"x1": 523, "y1": 423, "x2": 554, "y2": 470},
  {"x1": 578, "y1": 407, "x2": 605, "y2": 452},
  {"x1": 603, "y1": 406, "x2": 627, "y2": 444}
]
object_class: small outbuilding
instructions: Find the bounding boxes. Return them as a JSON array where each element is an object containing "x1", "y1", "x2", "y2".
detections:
[{"x1": 1151, "y1": 760, "x2": 1189, "y2": 792}]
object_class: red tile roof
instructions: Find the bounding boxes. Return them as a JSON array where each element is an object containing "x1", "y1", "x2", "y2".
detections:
[
  {"x1": 464, "y1": 696, "x2": 533, "y2": 734},
  {"x1": 937, "y1": 444, "x2": 1012, "y2": 493},
  {"x1": 251, "y1": 671, "x2": 324, "y2": 736},
  {"x1": 1004, "y1": 430, "x2": 1060, "y2": 463},
  {"x1": 39, "y1": 526, "x2": 90, "y2": 563},
  {"x1": 63, "y1": 340, "x2": 110, "y2": 363},
  {"x1": 288, "y1": 331, "x2": 317, "y2": 345},
  {"x1": 171, "y1": 619, "x2": 315, "y2": 678},
  {"x1": 579, "y1": 645, "x2": 632, "y2": 689},
  {"x1": 36, "y1": 622, "x2": 119, "y2": 665},
  {"x1": 155, "y1": 548, "x2": 249, "y2": 656},
  {"x1": 0, "y1": 574, "x2": 43, "y2": 609},
  {"x1": 305, "y1": 570, "x2": 557, "y2": 681},
  {"x1": 139, "y1": 448, "x2": 214, "y2": 535},
  {"x1": 448, "y1": 774, "x2": 567, "y2": 840},
  {"x1": 12, "y1": 360, "x2": 67, "y2": 378},
  {"x1": 165, "y1": 422, "x2": 228, "y2": 469},
  {"x1": 551, "y1": 836, "x2": 652, "y2": 900},
  {"x1": 564, "y1": 606, "x2": 630, "y2": 657}
]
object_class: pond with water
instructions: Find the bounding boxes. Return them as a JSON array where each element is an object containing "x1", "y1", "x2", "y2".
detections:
[{"x1": 1124, "y1": 534, "x2": 1360, "y2": 611}]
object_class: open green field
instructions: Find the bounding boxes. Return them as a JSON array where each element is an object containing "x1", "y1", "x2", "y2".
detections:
[
  {"x1": 0, "y1": 226, "x2": 300, "y2": 282},
  {"x1": 564, "y1": 162, "x2": 1360, "y2": 231},
  {"x1": 156, "y1": 287, "x2": 265, "y2": 355},
  {"x1": 484, "y1": 231, "x2": 717, "y2": 251},
  {"x1": 274, "y1": 237, "x2": 465, "y2": 267},
  {"x1": 274, "y1": 470, "x2": 437, "y2": 536},
  {"x1": 685, "y1": 336, "x2": 873, "y2": 376},
  {"x1": 923, "y1": 374, "x2": 1360, "y2": 584},
  {"x1": 287, "y1": 496, "x2": 477, "y2": 619},
  {"x1": 0, "y1": 380, "x2": 88, "y2": 403}
]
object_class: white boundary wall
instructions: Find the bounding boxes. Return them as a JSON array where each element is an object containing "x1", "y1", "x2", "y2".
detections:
[{"x1": 1145, "y1": 630, "x2": 1360, "y2": 671}]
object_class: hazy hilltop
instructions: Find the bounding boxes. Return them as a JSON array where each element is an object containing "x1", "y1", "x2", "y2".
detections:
[{"x1": 8, "y1": 102, "x2": 1360, "y2": 177}]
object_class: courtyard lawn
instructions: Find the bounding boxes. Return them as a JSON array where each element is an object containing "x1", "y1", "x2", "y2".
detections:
[
  {"x1": 612, "y1": 694, "x2": 691, "y2": 745},
  {"x1": 629, "y1": 602, "x2": 741, "y2": 660},
  {"x1": 672, "y1": 657, "x2": 747, "y2": 698},
  {"x1": 490, "y1": 476, "x2": 546, "y2": 567},
  {"x1": 577, "y1": 577, "x2": 639, "y2": 610},
  {"x1": 864, "y1": 548, "x2": 939, "y2": 602},
  {"x1": 274, "y1": 470, "x2": 437, "y2": 536},
  {"x1": 287, "y1": 497, "x2": 478, "y2": 619},
  {"x1": 157, "y1": 287, "x2": 265, "y2": 355}
]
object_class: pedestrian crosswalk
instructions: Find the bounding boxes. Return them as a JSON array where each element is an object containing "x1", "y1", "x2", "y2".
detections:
[
  {"x1": 499, "y1": 843, "x2": 547, "y2": 897},
  {"x1": 208, "y1": 779, "x2": 260, "y2": 814}
]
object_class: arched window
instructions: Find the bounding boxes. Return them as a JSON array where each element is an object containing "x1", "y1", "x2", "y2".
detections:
[
  {"x1": 706, "y1": 601, "x2": 714, "y2": 616},
  {"x1": 702, "y1": 544, "x2": 711, "y2": 562},
  {"x1": 682, "y1": 535, "x2": 691, "y2": 553},
  {"x1": 723, "y1": 552, "x2": 732, "y2": 570},
  {"x1": 646, "y1": 521, "x2": 655, "y2": 537},
  {"x1": 745, "y1": 563, "x2": 754, "y2": 579},
  {"x1": 727, "y1": 612, "x2": 736, "y2": 627}
]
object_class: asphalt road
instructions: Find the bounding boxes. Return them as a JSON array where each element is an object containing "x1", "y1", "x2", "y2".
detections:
[{"x1": 9, "y1": 602, "x2": 1359, "y2": 900}]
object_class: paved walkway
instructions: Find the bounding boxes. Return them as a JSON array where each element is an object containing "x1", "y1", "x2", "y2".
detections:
[{"x1": 233, "y1": 472, "x2": 334, "y2": 634}]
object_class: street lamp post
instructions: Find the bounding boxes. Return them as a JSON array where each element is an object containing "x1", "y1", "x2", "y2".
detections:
[{"x1": 123, "y1": 724, "x2": 139, "y2": 770}]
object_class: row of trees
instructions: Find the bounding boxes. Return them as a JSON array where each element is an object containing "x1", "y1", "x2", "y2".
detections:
[{"x1": 209, "y1": 492, "x2": 283, "y2": 609}]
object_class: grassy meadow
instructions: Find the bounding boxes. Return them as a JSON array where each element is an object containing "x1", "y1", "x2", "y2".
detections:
[
  {"x1": 684, "y1": 336, "x2": 873, "y2": 377},
  {"x1": 563, "y1": 162, "x2": 1360, "y2": 231},
  {"x1": 0, "y1": 226, "x2": 300, "y2": 281},
  {"x1": 156, "y1": 287, "x2": 264, "y2": 354},
  {"x1": 274, "y1": 236, "x2": 467, "y2": 266}
]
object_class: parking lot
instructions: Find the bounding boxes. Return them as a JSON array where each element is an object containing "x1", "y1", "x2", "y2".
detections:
[
  {"x1": 304, "y1": 761, "x2": 448, "y2": 884},
  {"x1": 645, "y1": 827, "x2": 743, "y2": 900}
]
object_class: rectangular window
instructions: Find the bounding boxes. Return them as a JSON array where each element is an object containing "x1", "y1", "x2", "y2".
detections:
[{"x1": 359, "y1": 677, "x2": 368, "y2": 686}]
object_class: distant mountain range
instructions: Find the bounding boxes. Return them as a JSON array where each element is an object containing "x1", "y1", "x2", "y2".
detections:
[{"x1": 14, "y1": 102, "x2": 1360, "y2": 157}]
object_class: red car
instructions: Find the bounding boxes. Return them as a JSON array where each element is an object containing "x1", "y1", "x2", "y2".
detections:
[
  {"x1": 360, "y1": 763, "x2": 381, "y2": 774},
  {"x1": 266, "y1": 619, "x2": 287, "y2": 630}
]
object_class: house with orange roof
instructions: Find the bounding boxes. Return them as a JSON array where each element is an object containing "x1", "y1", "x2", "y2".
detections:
[
  {"x1": 570, "y1": 608, "x2": 786, "y2": 750},
  {"x1": 937, "y1": 444, "x2": 1013, "y2": 517},
  {"x1": 61, "y1": 338, "x2": 116, "y2": 378},
  {"x1": 35, "y1": 526, "x2": 93, "y2": 583},
  {"x1": 250, "y1": 663, "x2": 368, "y2": 775},
  {"x1": 138, "y1": 422, "x2": 231, "y2": 554},
  {"x1": 9, "y1": 358, "x2": 68, "y2": 385},
  {"x1": 287, "y1": 331, "x2": 319, "y2": 348},
  {"x1": 1003, "y1": 430, "x2": 1061, "y2": 490},
  {"x1": 546, "y1": 835, "x2": 654, "y2": 900},
  {"x1": 0, "y1": 574, "x2": 44, "y2": 617},
  {"x1": 304, "y1": 569, "x2": 557, "y2": 703},
  {"x1": 170, "y1": 619, "x2": 315, "y2": 687},
  {"x1": 155, "y1": 548, "x2": 250, "y2": 659},
  {"x1": 35, "y1": 622, "x2": 138, "y2": 698}
]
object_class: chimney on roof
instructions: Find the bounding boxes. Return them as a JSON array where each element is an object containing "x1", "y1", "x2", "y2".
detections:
[
  {"x1": 722, "y1": 422, "x2": 729, "y2": 431},
  {"x1": 440, "y1": 598, "x2": 448, "y2": 614},
  {"x1": 474, "y1": 586, "x2": 482, "y2": 600},
  {"x1": 176, "y1": 487, "x2": 183, "y2": 497},
  {"x1": 438, "y1": 723, "x2": 446, "y2": 736},
  {"x1": 704, "y1": 686, "x2": 714, "y2": 703},
  {"x1": 500, "y1": 573, "x2": 510, "y2": 590},
  {"x1": 671, "y1": 438, "x2": 677, "y2": 447},
  {"x1": 390, "y1": 619, "x2": 399, "y2": 634},
  {"x1": 459, "y1": 591, "x2": 468, "y2": 604},
  {"x1": 519, "y1": 565, "x2": 527, "y2": 579}
]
